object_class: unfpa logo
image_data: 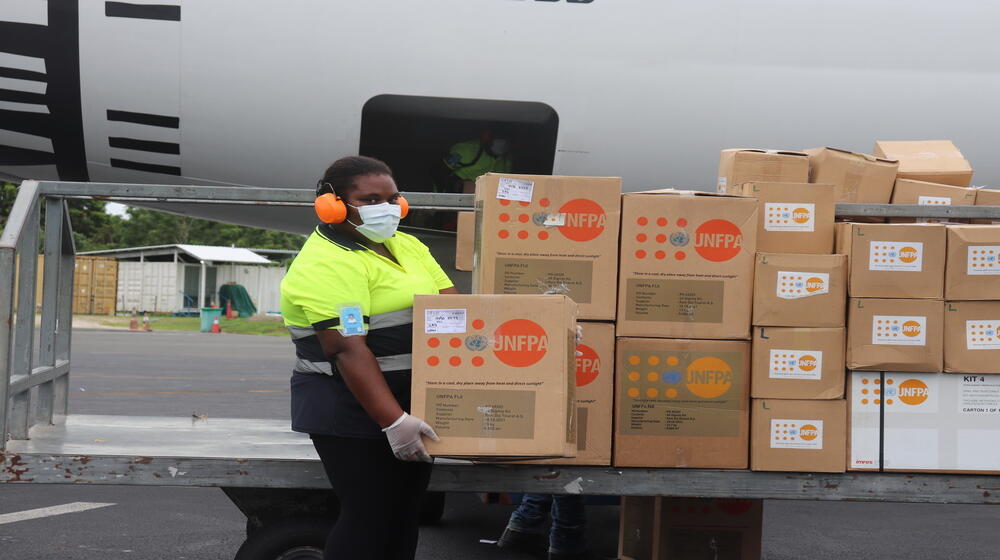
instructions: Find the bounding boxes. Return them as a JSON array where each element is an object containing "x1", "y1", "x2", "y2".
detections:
[
  {"x1": 805, "y1": 277, "x2": 826, "y2": 293},
  {"x1": 792, "y1": 207, "x2": 812, "y2": 224},
  {"x1": 901, "y1": 320, "x2": 922, "y2": 337},
  {"x1": 798, "y1": 355, "x2": 818, "y2": 372},
  {"x1": 557, "y1": 199, "x2": 606, "y2": 242},
  {"x1": 798, "y1": 424, "x2": 820, "y2": 441},
  {"x1": 575, "y1": 344, "x2": 601, "y2": 387},
  {"x1": 897, "y1": 378, "x2": 929, "y2": 405},
  {"x1": 898, "y1": 246, "x2": 920, "y2": 263},
  {"x1": 685, "y1": 356, "x2": 734, "y2": 398},
  {"x1": 694, "y1": 220, "x2": 743, "y2": 262},
  {"x1": 493, "y1": 319, "x2": 548, "y2": 367}
]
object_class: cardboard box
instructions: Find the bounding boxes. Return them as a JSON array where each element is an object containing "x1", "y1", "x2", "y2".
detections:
[
  {"x1": 411, "y1": 294, "x2": 577, "y2": 458},
  {"x1": 944, "y1": 301, "x2": 1000, "y2": 374},
  {"x1": 455, "y1": 211, "x2": 474, "y2": 271},
  {"x1": 751, "y1": 327, "x2": 845, "y2": 399},
  {"x1": 521, "y1": 321, "x2": 615, "y2": 465},
  {"x1": 945, "y1": 225, "x2": 1000, "y2": 300},
  {"x1": 750, "y1": 398, "x2": 846, "y2": 473},
  {"x1": 889, "y1": 179, "x2": 977, "y2": 224},
  {"x1": 846, "y1": 298, "x2": 944, "y2": 372},
  {"x1": 613, "y1": 337, "x2": 750, "y2": 469},
  {"x1": 717, "y1": 149, "x2": 809, "y2": 195},
  {"x1": 849, "y1": 372, "x2": 1000, "y2": 474},
  {"x1": 805, "y1": 147, "x2": 899, "y2": 203},
  {"x1": 836, "y1": 222, "x2": 946, "y2": 299},
  {"x1": 752, "y1": 253, "x2": 847, "y2": 327},
  {"x1": 891, "y1": 178, "x2": 977, "y2": 207},
  {"x1": 847, "y1": 371, "x2": 881, "y2": 471},
  {"x1": 473, "y1": 173, "x2": 621, "y2": 321},
  {"x1": 740, "y1": 181, "x2": 835, "y2": 254},
  {"x1": 617, "y1": 190, "x2": 757, "y2": 340},
  {"x1": 874, "y1": 140, "x2": 973, "y2": 187},
  {"x1": 619, "y1": 496, "x2": 763, "y2": 560},
  {"x1": 973, "y1": 189, "x2": 1000, "y2": 225}
]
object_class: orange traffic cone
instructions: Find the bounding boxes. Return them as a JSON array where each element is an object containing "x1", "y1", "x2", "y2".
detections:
[
  {"x1": 142, "y1": 312, "x2": 153, "y2": 332},
  {"x1": 225, "y1": 300, "x2": 234, "y2": 320},
  {"x1": 129, "y1": 310, "x2": 139, "y2": 331},
  {"x1": 210, "y1": 315, "x2": 222, "y2": 334}
]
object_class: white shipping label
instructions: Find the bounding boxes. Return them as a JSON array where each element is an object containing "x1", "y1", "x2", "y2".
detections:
[
  {"x1": 959, "y1": 375, "x2": 1000, "y2": 414},
  {"x1": 769, "y1": 350, "x2": 823, "y2": 380},
  {"x1": 764, "y1": 203, "x2": 816, "y2": 232},
  {"x1": 918, "y1": 196, "x2": 952, "y2": 206},
  {"x1": 966, "y1": 320, "x2": 1000, "y2": 350},
  {"x1": 776, "y1": 271, "x2": 829, "y2": 299},
  {"x1": 770, "y1": 419, "x2": 824, "y2": 450},
  {"x1": 872, "y1": 315, "x2": 927, "y2": 346},
  {"x1": 424, "y1": 309, "x2": 467, "y2": 334},
  {"x1": 496, "y1": 177, "x2": 534, "y2": 202},
  {"x1": 967, "y1": 246, "x2": 1000, "y2": 275},
  {"x1": 716, "y1": 177, "x2": 728, "y2": 193},
  {"x1": 868, "y1": 241, "x2": 923, "y2": 272}
]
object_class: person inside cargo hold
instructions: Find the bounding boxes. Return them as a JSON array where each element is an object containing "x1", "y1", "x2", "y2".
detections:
[{"x1": 280, "y1": 155, "x2": 458, "y2": 560}]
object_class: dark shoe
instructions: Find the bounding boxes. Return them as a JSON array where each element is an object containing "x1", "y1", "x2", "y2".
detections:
[
  {"x1": 497, "y1": 527, "x2": 547, "y2": 555},
  {"x1": 548, "y1": 551, "x2": 615, "y2": 560}
]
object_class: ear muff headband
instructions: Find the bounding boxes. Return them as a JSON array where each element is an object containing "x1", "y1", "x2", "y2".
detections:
[{"x1": 313, "y1": 193, "x2": 410, "y2": 223}]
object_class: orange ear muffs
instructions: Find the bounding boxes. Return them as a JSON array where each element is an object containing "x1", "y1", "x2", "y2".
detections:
[
  {"x1": 314, "y1": 193, "x2": 347, "y2": 223},
  {"x1": 396, "y1": 195, "x2": 409, "y2": 219}
]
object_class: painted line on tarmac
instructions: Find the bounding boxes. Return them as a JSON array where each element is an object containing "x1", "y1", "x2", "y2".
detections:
[
  {"x1": 75, "y1": 389, "x2": 289, "y2": 396},
  {"x1": 0, "y1": 502, "x2": 116, "y2": 525}
]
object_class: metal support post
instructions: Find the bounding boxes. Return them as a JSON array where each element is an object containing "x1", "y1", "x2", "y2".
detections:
[
  {"x1": 9, "y1": 197, "x2": 40, "y2": 440},
  {"x1": 36, "y1": 198, "x2": 64, "y2": 426},
  {"x1": 53, "y1": 205, "x2": 75, "y2": 421}
]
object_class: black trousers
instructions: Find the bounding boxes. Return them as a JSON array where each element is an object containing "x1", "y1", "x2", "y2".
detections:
[{"x1": 312, "y1": 434, "x2": 433, "y2": 560}]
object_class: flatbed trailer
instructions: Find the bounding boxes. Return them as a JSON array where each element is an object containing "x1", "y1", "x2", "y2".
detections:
[{"x1": 4, "y1": 180, "x2": 1000, "y2": 559}]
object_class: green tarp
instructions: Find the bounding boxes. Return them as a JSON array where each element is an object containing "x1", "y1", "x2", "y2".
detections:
[{"x1": 218, "y1": 283, "x2": 257, "y2": 318}]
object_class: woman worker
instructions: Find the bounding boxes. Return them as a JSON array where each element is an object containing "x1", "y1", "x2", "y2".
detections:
[{"x1": 280, "y1": 156, "x2": 457, "y2": 559}]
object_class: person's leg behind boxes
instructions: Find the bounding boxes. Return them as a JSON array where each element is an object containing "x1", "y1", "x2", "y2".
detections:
[
  {"x1": 549, "y1": 494, "x2": 587, "y2": 557},
  {"x1": 499, "y1": 493, "x2": 551, "y2": 554}
]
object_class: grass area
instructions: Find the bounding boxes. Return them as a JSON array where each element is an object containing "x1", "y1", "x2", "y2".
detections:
[{"x1": 98, "y1": 314, "x2": 289, "y2": 337}]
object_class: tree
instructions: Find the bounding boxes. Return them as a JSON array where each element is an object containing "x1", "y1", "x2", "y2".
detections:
[
  {"x1": 0, "y1": 182, "x2": 16, "y2": 230},
  {"x1": 2, "y1": 182, "x2": 304, "y2": 252},
  {"x1": 118, "y1": 208, "x2": 305, "y2": 250}
]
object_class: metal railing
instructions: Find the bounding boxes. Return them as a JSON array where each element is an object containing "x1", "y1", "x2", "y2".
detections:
[
  {"x1": 0, "y1": 181, "x2": 473, "y2": 448},
  {"x1": 5, "y1": 180, "x2": 1000, "y2": 450},
  {"x1": 1, "y1": 181, "x2": 75, "y2": 447}
]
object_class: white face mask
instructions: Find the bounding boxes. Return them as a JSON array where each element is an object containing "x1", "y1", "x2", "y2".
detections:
[{"x1": 348, "y1": 202, "x2": 402, "y2": 243}]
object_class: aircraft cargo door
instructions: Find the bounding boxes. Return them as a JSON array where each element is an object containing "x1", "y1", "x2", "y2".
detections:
[{"x1": 360, "y1": 94, "x2": 558, "y2": 196}]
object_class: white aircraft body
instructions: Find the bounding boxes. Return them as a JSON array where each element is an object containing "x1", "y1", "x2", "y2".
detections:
[{"x1": 1, "y1": 0, "x2": 998, "y2": 233}]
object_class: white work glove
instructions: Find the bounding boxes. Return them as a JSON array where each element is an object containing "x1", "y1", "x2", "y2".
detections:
[{"x1": 382, "y1": 412, "x2": 440, "y2": 463}]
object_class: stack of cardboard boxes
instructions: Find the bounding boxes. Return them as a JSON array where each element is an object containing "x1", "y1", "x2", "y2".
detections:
[
  {"x1": 614, "y1": 189, "x2": 756, "y2": 469},
  {"x1": 424, "y1": 173, "x2": 622, "y2": 463},
  {"x1": 741, "y1": 180, "x2": 848, "y2": 473},
  {"x1": 876, "y1": 141, "x2": 977, "y2": 223},
  {"x1": 850, "y1": 224, "x2": 1000, "y2": 473},
  {"x1": 428, "y1": 138, "x2": 1000, "y2": 476}
]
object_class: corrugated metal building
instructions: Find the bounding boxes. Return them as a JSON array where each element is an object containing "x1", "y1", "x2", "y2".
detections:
[{"x1": 80, "y1": 245, "x2": 292, "y2": 315}]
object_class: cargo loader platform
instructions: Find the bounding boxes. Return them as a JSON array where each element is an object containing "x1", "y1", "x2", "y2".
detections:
[{"x1": 4, "y1": 414, "x2": 1000, "y2": 506}]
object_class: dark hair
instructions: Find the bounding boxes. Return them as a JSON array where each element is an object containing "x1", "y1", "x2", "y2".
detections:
[{"x1": 316, "y1": 156, "x2": 393, "y2": 197}]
